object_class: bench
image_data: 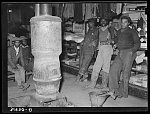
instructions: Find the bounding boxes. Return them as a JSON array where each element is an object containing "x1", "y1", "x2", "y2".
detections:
[
  {"x1": 8, "y1": 71, "x2": 15, "y2": 81},
  {"x1": 8, "y1": 71, "x2": 33, "y2": 82}
]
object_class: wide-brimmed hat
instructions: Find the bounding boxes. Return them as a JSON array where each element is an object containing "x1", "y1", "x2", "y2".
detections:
[
  {"x1": 11, "y1": 37, "x2": 23, "y2": 41},
  {"x1": 20, "y1": 36, "x2": 28, "y2": 40},
  {"x1": 113, "y1": 19, "x2": 120, "y2": 23}
]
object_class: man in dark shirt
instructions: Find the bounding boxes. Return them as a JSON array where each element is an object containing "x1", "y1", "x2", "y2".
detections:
[
  {"x1": 76, "y1": 18, "x2": 99, "y2": 82},
  {"x1": 20, "y1": 36, "x2": 34, "y2": 72},
  {"x1": 106, "y1": 16, "x2": 140, "y2": 99}
]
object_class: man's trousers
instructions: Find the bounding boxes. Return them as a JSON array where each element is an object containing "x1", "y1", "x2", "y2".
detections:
[
  {"x1": 8, "y1": 64, "x2": 25, "y2": 86},
  {"x1": 109, "y1": 49, "x2": 137, "y2": 97}
]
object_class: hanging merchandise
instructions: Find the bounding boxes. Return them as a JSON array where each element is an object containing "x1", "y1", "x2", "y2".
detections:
[
  {"x1": 97, "y1": 3, "x2": 113, "y2": 19},
  {"x1": 103, "y1": 3, "x2": 109, "y2": 19},
  {"x1": 84, "y1": 3, "x2": 93, "y2": 21},
  {"x1": 69, "y1": 4, "x2": 74, "y2": 18},
  {"x1": 96, "y1": 7, "x2": 99, "y2": 18},
  {"x1": 98, "y1": 3, "x2": 103, "y2": 18},
  {"x1": 63, "y1": 4, "x2": 68, "y2": 18},
  {"x1": 116, "y1": 3, "x2": 122, "y2": 15},
  {"x1": 136, "y1": 12, "x2": 147, "y2": 37},
  {"x1": 137, "y1": 17, "x2": 144, "y2": 32},
  {"x1": 63, "y1": 3, "x2": 74, "y2": 19},
  {"x1": 58, "y1": 4, "x2": 65, "y2": 19},
  {"x1": 90, "y1": 3, "x2": 98, "y2": 18},
  {"x1": 110, "y1": 3, "x2": 117, "y2": 13},
  {"x1": 141, "y1": 12, "x2": 147, "y2": 25},
  {"x1": 82, "y1": 3, "x2": 86, "y2": 21},
  {"x1": 74, "y1": 3, "x2": 83, "y2": 22},
  {"x1": 93, "y1": 3, "x2": 99, "y2": 17},
  {"x1": 91, "y1": 4, "x2": 94, "y2": 17},
  {"x1": 107, "y1": 3, "x2": 114, "y2": 19},
  {"x1": 52, "y1": 4, "x2": 57, "y2": 16},
  {"x1": 53, "y1": 4, "x2": 60, "y2": 17},
  {"x1": 98, "y1": 3, "x2": 111, "y2": 19}
]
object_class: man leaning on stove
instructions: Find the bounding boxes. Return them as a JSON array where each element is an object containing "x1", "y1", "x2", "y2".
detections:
[{"x1": 8, "y1": 36, "x2": 30, "y2": 90}]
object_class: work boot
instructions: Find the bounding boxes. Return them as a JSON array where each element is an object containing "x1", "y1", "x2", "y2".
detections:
[
  {"x1": 21, "y1": 82, "x2": 30, "y2": 91},
  {"x1": 76, "y1": 73, "x2": 83, "y2": 82},
  {"x1": 85, "y1": 73, "x2": 99, "y2": 89},
  {"x1": 96, "y1": 71, "x2": 109, "y2": 90},
  {"x1": 17, "y1": 84, "x2": 24, "y2": 89},
  {"x1": 80, "y1": 73, "x2": 88, "y2": 82},
  {"x1": 17, "y1": 82, "x2": 24, "y2": 89},
  {"x1": 85, "y1": 81, "x2": 96, "y2": 89}
]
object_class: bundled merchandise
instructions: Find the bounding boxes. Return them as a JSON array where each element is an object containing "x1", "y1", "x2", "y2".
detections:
[{"x1": 129, "y1": 74, "x2": 147, "y2": 88}]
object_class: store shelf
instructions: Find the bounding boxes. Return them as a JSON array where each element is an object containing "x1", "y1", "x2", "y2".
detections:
[
  {"x1": 131, "y1": 68, "x2": 147, "y2": 74},
  {"x1": 139, "y1": 48, "x2": 147, "y2": 51},
  {"x1": 128, "y1": 83, "x2": 148, "y2": 99}
]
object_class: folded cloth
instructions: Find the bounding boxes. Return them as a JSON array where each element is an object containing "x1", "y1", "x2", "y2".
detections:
[
  {"x1": 64, "y1": 32, "x2": 84, "y2": 43},
  {"x1": 89, "y1": 91, "x2": 110, "y2": 107},
  {"x1": 135, "y1": 53, "x2": 145, "y2": 64}
]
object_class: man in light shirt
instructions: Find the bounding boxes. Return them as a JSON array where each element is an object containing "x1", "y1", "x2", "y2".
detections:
[
  {"x1": 8, "y1": 37, "x2": 30, "y2": 90},
  {"x1": 86, "y1": 18, "x2": 113, "y2": 89}
]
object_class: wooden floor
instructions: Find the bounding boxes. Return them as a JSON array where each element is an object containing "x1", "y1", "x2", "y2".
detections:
[
  {"x1": 8, "y1": 72, "x2": 148, "y2": 109},
  {"x1": 61, "y1": 63, "x2": 148, "y2": 99}
]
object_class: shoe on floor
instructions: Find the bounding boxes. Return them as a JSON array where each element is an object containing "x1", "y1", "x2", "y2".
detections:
[
  {"x1": 79, "y1": 73, "x2": 88, "y2": 82},
  {"x1": 95, "y1": 85, "x2": 109, "y2": 92},
  {"x1": 76, "y1": 74, "x2": 83, "y2": 82},
  {"x1": 114, "y1": 91, "x2": 123, "y2": 98},
  {"x1": 79, "y1": 76, "x2": 88, "y2": 82},
  {"x1": 85, "y1": 82, "x2": 95, "y2": 89},
  {"x1": 17, "y1": 85, "x2": 24, "y2": 89},
  {"x1": 22, "y1": 83, "x2": 30, "y2": 91},
  {"x1": 105, "y1": 91, "x2": 118, "y2": 100},
  {"x1": 95, "y1": 84, "x2": 105, "y2": 89}
]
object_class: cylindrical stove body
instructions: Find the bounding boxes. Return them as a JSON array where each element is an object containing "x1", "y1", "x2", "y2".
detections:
[{"x1": 30, "y1": 15, "x2": 62, "y2": 100}]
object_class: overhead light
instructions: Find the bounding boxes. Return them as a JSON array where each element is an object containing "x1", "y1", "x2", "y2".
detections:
[
  {"x1": 8, "y1": 9, "x2": 12, "y2": 12},
  {"x1": 29, "y1": 5, "x2": 34, "y2": 9}
]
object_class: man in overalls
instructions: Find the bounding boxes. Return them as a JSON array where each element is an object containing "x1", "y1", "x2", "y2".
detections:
[
  {"x1": 76, "y1": 18, "x2": 99, "y2": 82},
  {"x1": 86, "y1": 18, "x2": 113, "y2": 89}
]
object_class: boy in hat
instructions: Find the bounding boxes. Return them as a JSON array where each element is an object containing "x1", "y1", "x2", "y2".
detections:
[
  {"x1": 20, "y1": 36, "x2": 34, "y2": 72},
  {"x1": 8, "y1": 37, "x2": 30, "y2": 90},
  {"x1": 76, "y1": 18, "x2": 99, "y2": 82}
]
